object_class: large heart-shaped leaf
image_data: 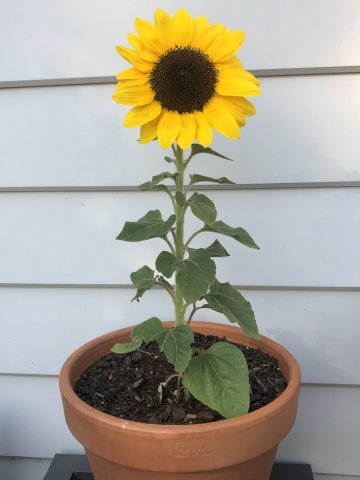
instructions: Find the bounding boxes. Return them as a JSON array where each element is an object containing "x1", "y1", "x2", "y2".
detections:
[
  {"x1": 117, "y1": 210, "x2": 176, "y2": 242},
  {"x1": 204, "y1": 220, "x2": 259, "y2": 249},
  {"x1": 175, "y1": 249, "x2": 216, "y2": 303},
  {"x1": 183, "y1": 342, "x2": 250, "y2": 418},
  {"x1": 205, "y1": 280, "x2": 259, "y2": 339}
]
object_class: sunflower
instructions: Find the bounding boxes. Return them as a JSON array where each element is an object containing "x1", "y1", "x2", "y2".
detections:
[{"x1": 112, "y1": 8, "x2": 261, "y2": 150}]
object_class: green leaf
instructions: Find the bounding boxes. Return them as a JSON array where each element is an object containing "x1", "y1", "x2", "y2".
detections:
[
  {"x1": 132, "y1": 317, "x2": 164, "y2": 342},
  {"x1": 164, "y1": 156, "x2": 175, "y2": 163},
  {"x1": 138, "y1": 172, "x2": 177, "y2": 191},
  {"x1": 156, "y1": 251, "x2": 177, "y2": 278},
  {"x1": 204, "y1": 220, "x2": 259, "y2": 249},
  {"x1": 205, "y1": 280, "x2": 259, "y2": 339},
  {"x1": 175, "y1": 249, "x2": 216, "y2": 303},
  {"x1": 189, "y1": 174, "x2": 235, "y2": 187},
  {"x1": 205, "y1": 239, "x2": 230, "y2": 257},
  {"x1": 156, "y1": 325, "x2": 194, "y2": 373},
  {"x1": 112, "y1": 317, "x2": 163, "y2": 354},
  {"x1": 133, "y1": 318, "x2": 194, "y2": 373},
  {"x1": 116, "y1": 210, "x2": 176, "y2": 242},
  {"x1": 175, "y1": 191, "x2": 187, "y2": 206},
  {"x1": 183, "y1": 342, "x2": 250, "y2": 418},
  {"x1": 130, "y1": 265, "x2": 156, "y2": 290},
  {"x1": 111, "y1": 338, "x2": 142, "y2": 354},
  {"x1": 188, "y1": 193, "x2": 217, "y2": 225},
  {"x1": 187, "y1": 239, "x2": 230, "y2": 258},
  {"x1": 130, "y1": 265, "x2": 156, "y2": 301},
  {"x1": 189, "y1": 144, "x2": 233, "y2": 161}
]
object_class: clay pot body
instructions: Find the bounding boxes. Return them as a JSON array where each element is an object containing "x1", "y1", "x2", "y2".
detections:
[{"x1": 60, "y1": 322, "x2": 301, "y2": 480}]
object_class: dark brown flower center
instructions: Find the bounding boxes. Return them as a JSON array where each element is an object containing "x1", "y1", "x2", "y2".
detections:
[{"x1": 150, "y1": 46, "x2": 218, "y2": 114}]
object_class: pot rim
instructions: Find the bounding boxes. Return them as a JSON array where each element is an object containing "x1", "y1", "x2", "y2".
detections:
[{"x1": 60, "y1": 321, "x2": 301, "y2": 435}]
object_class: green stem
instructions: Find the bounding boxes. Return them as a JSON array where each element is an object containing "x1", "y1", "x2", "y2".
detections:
[
  {"x1": 173, "y1": 145, "x2": 186, "y2": 325},
  {"x1": 184, "y1": 227, "x2": 206, "y2": 249},
  {"x1": 155, "y1": 280, "x2": 175, "y2": 300},
  {"x1": 186, "y1": 304, "x2": 207, "y2": 326},
  {"x1": 161, "y1": 235, "x2": 175, "y2": 254}
]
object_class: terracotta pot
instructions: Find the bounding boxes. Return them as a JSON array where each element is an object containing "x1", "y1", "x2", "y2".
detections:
[{"x1": 60, "y1": 321, "x2": 301, "y2": 480}]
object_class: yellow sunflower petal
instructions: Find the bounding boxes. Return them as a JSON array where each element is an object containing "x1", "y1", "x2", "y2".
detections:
[
  {"x1": 127, "y1": 34, "x2": 159, "y2": 63},
  {"x1": 115, "y1": 46, "x2": 153, "y2": 72},
  {"x1": 140, "y1": 115, "x2": 162, "y2": 144},
  {"x1": 116, "y1": 68, "x2": 147, "y2": 80},
  {"x1": 171, "y1": 9, "x2": 194, "y2": 47},
  {"x1": 217, "y1": 70, "x2": 261, "y2": 97},
  {"x1": 158, "y1": 110, "x2": 182, "y2": 149},
  {"x1": 135, "y1": 18, "x2": 167, "y2": 55},
  {"x1": 112, "y1": 85, "x2": 155, "y2": 106},
  {"x1": 124, "y1": 101, "x2": 162, "y2": 127},
  {"x1": 154, "y1": 8, "x2": 172, "y2": 46},
  {"x1": 220, "y1": 98, "x2": 246, "y2": 126},
  {"x1": 219, "y1": 67, "x2": 261, "y2": 86},
  {"x1": 192, "y1": 16, "x2": 210, "y2": 48},
  {"x1": 204, "y1": 96, "x2": 240, "y2": 139},
  {"x1": 217, "y1": 57, "x2": 244, "y2": 70},
  {"x1": 223, "y1": 96, "x2": 256, "y2": 116},
  {"x1": 176, "y1": 113, "x2": 196, "y2": 150},
  {"x1": 193, "y1": 111, "x2": 213, "y2": 147},
  {"x1": 127, "y1": 33, "x2": 142, "y2": 51},
  {"x1": 206, "y1": 30, "x2": 245, "y2": 63},
  {"x1": 117, "y1": 74, "x2": 150, "y2": 87},
  {"x1": 197, "y1": 24, "x2": 226, "y2": 52}
]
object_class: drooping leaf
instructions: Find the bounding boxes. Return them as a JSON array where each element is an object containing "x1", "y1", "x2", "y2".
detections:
[
  {"x1": 175, "y1": 249, "x2": 216, "y2": 303},
  {"x1": 156, "y1": 325, "x2": 194, "y2": 373},
  {"x1": 156, "y1": 251, "x2": 178, "y2": 278},
  {"x1": 138, "y1": 172, "x2": 177, "y2": 191},
  {"x1": 188, "y1": 144, "x2": 233, "y2": 161},
  {"x1": 188, "y1": 193, "x2": 217, "y2": 225},
  {"x1": 130, "y1": 265, "x2": 156, "y2": 301},
  {"x1": 204, "y1": 220, "x2": 259, "y2": 249},
  {"x1": 205, "y1": 280, "x2": 259, "y2": 339},
  {"x1": 116, "y1": 210, "x2": 176, "y2": 242},
  {"x1": 187, "y1": 239, "x2": 230, "y2": 258},
  {"x1": 189, "y1": 174, "x2": 235, "y2": 187},
  {"x1": 111, "y1": 338, "x2": 142, "y2": 354},
  {"x1": 130, "y1": 265, "x2": 156, "y2": 290},
  {"x1": 183, "y1": 342, "x2": 250, "y2": 418}
]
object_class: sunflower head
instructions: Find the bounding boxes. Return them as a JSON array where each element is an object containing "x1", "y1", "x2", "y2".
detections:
[{"x1": 113, "y1": 8, "x2": 261, "y2": 150}]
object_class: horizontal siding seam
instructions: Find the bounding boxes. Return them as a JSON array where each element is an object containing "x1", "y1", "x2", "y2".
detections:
[
  {"x1": 0, "y1": 182, "x2": 360, "y2": 192},
  {"x1": 0, "y1": 66, "x2": 360, "y2": 89},
  {"x1": 0, "y1": 284, "x2": 359, "y2": 291}
]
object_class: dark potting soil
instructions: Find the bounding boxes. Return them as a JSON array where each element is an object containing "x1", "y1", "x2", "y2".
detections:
[{"x1": 75, "y1": 332, "x2": 287, "y2": 425}]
